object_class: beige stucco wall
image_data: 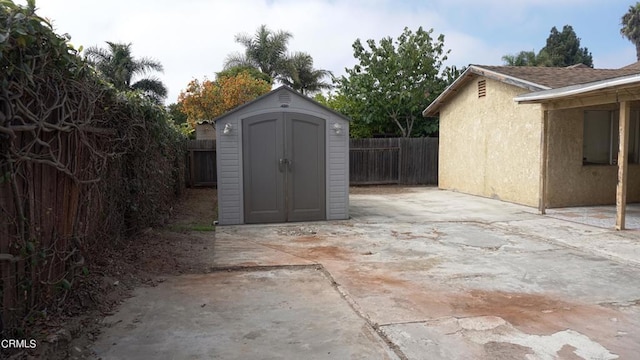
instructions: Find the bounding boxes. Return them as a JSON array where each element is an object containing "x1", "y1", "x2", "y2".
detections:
[
  {"x1": 546, "y1": 105, "x2": 640, "y2": 207},
  {"x1": 438, "y1": 77, "x2": 542, "y2": 206}
]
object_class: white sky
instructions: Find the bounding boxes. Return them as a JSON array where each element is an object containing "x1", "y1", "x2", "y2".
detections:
[{"x1": 23, "y1": 0, "x2": 639, "y2": 104}]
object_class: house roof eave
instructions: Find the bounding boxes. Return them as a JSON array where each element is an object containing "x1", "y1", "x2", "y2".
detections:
[{"x1": 514, "y1": 73, "x2": 640, "y2": 104}]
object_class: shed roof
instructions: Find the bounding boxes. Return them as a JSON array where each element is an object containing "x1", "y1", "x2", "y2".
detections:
[
  {"x1": 423, "y1": 64, "x2": 640, "y2": 117},
  {"x1": 212, "y1": 85, "x2": 351, "y2": 122}
]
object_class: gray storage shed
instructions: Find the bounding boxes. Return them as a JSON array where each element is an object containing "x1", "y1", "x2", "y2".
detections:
[{"x1": 214, "y1": 86, "x2": 350, "y2": 225}]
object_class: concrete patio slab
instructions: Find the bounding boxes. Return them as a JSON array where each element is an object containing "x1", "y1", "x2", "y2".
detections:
[
  {"x1": 92, "y1": 267, "x2": 398, "y2": 360},
  {"x1": 547, "y1": 204, "x2": 640, "y2": 230},
  {"x1": 92, "y1": 187, "x2": 640, "y2": 359}
]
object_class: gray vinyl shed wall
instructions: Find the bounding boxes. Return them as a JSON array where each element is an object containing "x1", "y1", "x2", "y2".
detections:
[{"x1": 215, "y1": 86, "x2": 350, "y2": 225}]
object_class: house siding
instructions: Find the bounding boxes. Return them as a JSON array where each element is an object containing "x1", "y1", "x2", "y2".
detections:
[
  {"x1": 327, "y1": 118, "x2": 349, "y2": 220},
  {"x1": 438, "y1": 77, "x2": 541, "y2": 206},
  {"x1": 546, "y1": 106, "x2": 640, "y2": 207},
  {"x1": 216, "y1": 116, "x2": 243, "y2": 225}
]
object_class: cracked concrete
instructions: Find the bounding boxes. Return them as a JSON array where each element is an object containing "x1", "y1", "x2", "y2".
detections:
[{"x1": 92, "y1": 187, "x2": 640, "y2": 359}]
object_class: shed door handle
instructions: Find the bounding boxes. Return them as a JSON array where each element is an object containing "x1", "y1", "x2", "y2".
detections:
[{"x1": 279, "y1": 158, "x2": 292, "y2": 172}]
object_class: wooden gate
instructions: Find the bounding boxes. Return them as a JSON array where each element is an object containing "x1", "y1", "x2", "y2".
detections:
[{"x1": 186, "y1": 140, "x2": 217, "y2": 187}]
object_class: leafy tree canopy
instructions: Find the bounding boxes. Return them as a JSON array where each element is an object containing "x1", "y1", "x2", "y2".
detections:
[
  {"x1": 502, "y1": 25, "x2": 593, "y2": 67},
  {"x1": 178, "y1": 71, "x2": 271, "y2": 129},
  {"x1": 314, "y1": 92, "x2": 376, "y2": 138},
  {"x1": 336, "y1": 26, "x2": 452, "y2": 137}
]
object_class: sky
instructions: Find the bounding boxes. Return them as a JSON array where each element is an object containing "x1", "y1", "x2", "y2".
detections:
[{"x1": 21, "y1": 0, "x2": 640, "y2": 104}]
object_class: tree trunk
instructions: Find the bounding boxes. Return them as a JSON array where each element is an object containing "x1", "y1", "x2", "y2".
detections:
[{"x1": 636, "y1": 43, "x2": 640, "y2": 61}]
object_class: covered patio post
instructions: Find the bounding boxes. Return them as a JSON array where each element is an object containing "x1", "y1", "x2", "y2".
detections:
[
  {"x1": 616, "y1": 100, "x2": 631, "y2": 230},
  {"x1": 538, "y1": 106, "x2": 549, "y2": 214}
]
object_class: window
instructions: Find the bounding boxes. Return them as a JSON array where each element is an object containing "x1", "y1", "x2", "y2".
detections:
[
  {"x1": 478, "y1": 80, "x2": 486, "y2": 98},
  {"x1": 583, "y1": 110, "x2": 640, "y2": 165}
]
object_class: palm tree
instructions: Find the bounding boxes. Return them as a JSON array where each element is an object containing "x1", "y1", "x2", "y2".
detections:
[
  {"x1": 279, "y1": 52, "x2": 333, "y2": 95},
  {"x1": 85, "y1": 42, "x2": 168, "y2": 103},
  {"x1": 621, "y1": 3, "x2": 640, "y2": 61},
  {"x1": 224, "y1": 25, "x2": 292, "y2": 80},
  {"x1": 502, "y1": 50, "x2": 539, "y2": 66}
]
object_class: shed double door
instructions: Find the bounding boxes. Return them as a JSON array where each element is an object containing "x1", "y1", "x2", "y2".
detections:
[{"x1": 243, "y1": 112, "x2": 326, "y2": 223}]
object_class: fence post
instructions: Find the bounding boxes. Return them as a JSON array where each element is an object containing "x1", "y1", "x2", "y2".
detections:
[{"x1": 189, "y1": 149, "x2": 195, "y2": 187}]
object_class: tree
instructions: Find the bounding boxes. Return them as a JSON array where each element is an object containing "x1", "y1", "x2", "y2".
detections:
[
  {"x1": 314, "y1": 92, "x2": 375, "y2": 137},
  {"x1": 541, "y1": 25, "x2": 592, "y2": 67},
  {"x1": 216, "y1": 65, "x2": 272, "y2": 84},
  {"x1": 502, "y1": 25, "x2": 592, "y2": 67},
  {"x1": 621, "y1": 3, "x2": 640, "y2": 61},
  {"x1": 502, "y1": 50, "x2": 540, "y2": 66},
  {"x1": 337, "y1": 27, "x2": 450, "y2": 137},
  {"x1": 280, "y1": 52, "x2": 332, "y2": 95},
  {"x1": 167, "y1": 103, "x2": 188, "y2": 126},
  {"x1": 178, "y1": 71, "x2": 271, "y2": 128},
  {"x1": 85, "y1": 42, "x2": 168, "y2": 103},
  {"x1": 224, "y1": 24, "x2": 292, "y2": 80}
]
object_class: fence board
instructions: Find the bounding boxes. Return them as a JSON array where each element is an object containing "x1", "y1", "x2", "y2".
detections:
[
  {"x1": 349, "y1": 138, "x2": 438, "y2": 185},
  {"x1": 182, "y1": 138, "x2": 437, "y2": 187},
  {"x1": 186, "y1": 140, "x2": 217, "y2": 187},
  {"x1": 350, "y1": 138, "x2": 400, "y2": 185}
]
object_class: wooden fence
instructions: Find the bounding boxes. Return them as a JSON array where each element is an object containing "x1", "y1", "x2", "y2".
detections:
[
  {"x1": 1, "y1": 129, "x2": 109, "y2": 334},
  {"x1": 184, "y1": 138, "x2": 438, "y2": 188},
  {"x1": 186, "y1": 140, "x2": 217, "y2": 187},
  {"x1": 349, "y1": 137, "x2": 438, "y2": 185},
  {"x1": 1, "y1": 127, "x2": 185, "y2": 336}
]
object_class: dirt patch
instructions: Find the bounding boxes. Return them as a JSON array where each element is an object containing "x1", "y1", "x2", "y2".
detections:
[
  {"x1": 12, "y1": 188, "x2": 218, "y2": 360},
  {"x1": 484, "y1": 342, "x2": 534, "y2": 359},
  {"x1": 450, "y1": 290, "x2": 620, "y2": 335},
  {"x1": 556, "y1": 344, "x2": 583, "y2": 360},
  {"x1": 293, "y1": 235, "x2": 323, "y2": 243},
  {"x1": 269, "y1": 244, "x2": 351, "y2": 261},
  {"x1": 276, "y1": 226, "x2": 318, "y2": 237},
  {"x1": 340, "y1": 267, "x2": 411, "y2": 290}
]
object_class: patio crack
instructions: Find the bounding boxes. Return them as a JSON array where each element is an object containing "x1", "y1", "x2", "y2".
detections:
[
  {"x1": 315, "y1": 265, "x2": 410, "y2": 360},
  {"x1": 598, "y1": 299, "x2": 640, "y2": 308},
  {"x1": 236, "y1": 237, "x2": 320, "y2": 264}
]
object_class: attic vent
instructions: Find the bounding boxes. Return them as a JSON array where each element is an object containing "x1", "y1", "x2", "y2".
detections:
[
  {"x1": 478, "y1": 80, "x2": 487, "y2": 98},
  {"x1": 279, "y1": 92, "x2": 291, "y2": 107}
]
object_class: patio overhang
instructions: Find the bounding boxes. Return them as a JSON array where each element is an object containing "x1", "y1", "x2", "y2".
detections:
[
  {"x1": 515, "y1": 73, "x2": 640, "y2": 110},
  {"x1": 515, "y1": 75, "x2": 640, "y2": 230}
]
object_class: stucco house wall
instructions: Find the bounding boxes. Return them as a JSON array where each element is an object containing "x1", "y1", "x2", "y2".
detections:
[
  {"x1": 546, "y1": 106, "x2": 640, "y2": 207},
  {"x1": 438, "y1": 77, "x2": 542, "y2": 206}
]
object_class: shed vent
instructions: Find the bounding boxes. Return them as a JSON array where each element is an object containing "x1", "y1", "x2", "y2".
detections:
[
  {"x1": 279, "y1": 92, "x2": 292, "y2": 107},
  {"x1": 478, "y1": 80, "x2": 487, "y2": 98}
]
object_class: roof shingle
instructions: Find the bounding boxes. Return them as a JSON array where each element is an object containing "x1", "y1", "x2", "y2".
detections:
[{"x1": 475, "y1": 65, "x2": 640, "y2": 89}]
